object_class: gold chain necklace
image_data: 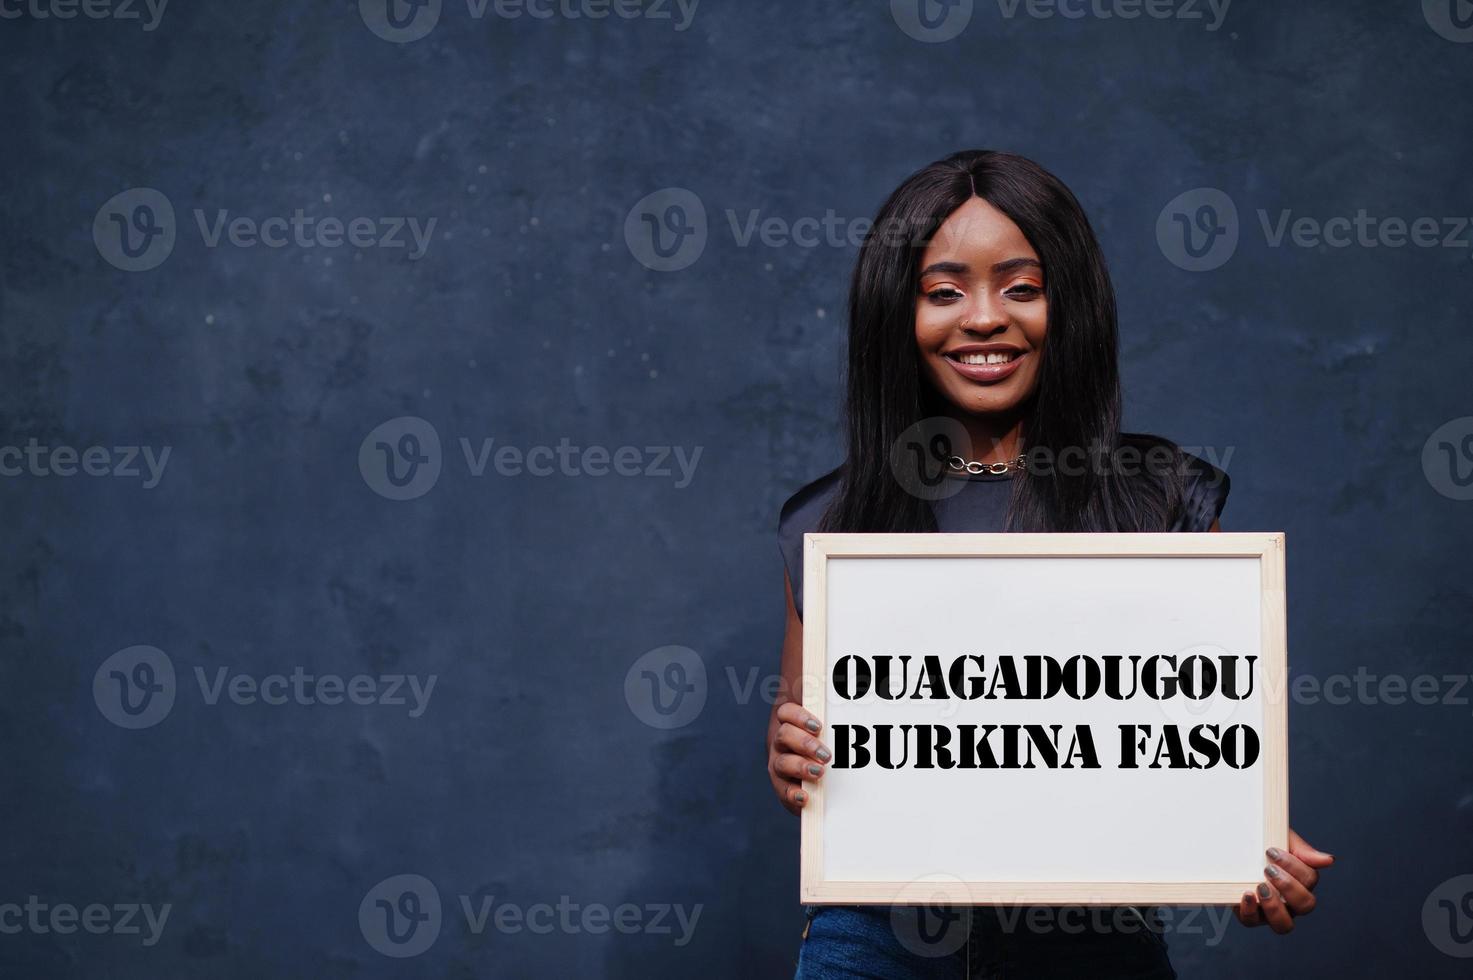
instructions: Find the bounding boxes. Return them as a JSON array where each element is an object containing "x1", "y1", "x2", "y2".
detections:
[{"x1": 944, "y1": 453, "x2": 1028, "y2": 476}]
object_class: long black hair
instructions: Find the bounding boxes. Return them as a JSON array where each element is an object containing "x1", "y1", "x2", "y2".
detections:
[{"x1": 820, "y1": 150, "x2": 1183, "y2": 534}]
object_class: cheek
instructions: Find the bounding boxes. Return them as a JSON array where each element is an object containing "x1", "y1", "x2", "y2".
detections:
[
  {"x1": 913, "y1": 308, "x2": 948, "y2": 350},
  {"x1": 1025, "y1": 304, "x2": 1049, "y2": 347}
]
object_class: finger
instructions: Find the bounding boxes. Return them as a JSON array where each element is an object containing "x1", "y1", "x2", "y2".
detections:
[
  {"x1": 770, "y1": 770, "x2": 807, "y2": 814},
  {"x1": 774, "y1": 723, "x2": 831, "y2": 763},
  {"x1": 1255, "y1": 883, "x2": 1294, "y2": 935},
  {"x1": 772, "y1": 752, "x2": 826, "y2": 782},
  {"x1": 1287, "y1": 829, "x2": 1335, "y2": 868},
  {"x1": 775, "y1": 701, "x2": 822, "y2": 735},
  {"x1": 1265, "y1": 863, "x2": 1316, "y2": 917},
  {"x1": 1235, "y1": 891, "x2": 1264, "y2": 927},
  {"x1": 1267, "y1": 846, "x2": 1319, "y2": 891}
]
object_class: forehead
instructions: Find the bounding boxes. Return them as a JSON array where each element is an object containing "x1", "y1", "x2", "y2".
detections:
[{"x1": 920, "y1": 196, "x2": 1037, "y2": 267}]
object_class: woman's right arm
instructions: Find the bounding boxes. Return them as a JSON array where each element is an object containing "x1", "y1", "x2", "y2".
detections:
[{"x1": 766, "y1": 570, "x2": 832, "y2": 815}]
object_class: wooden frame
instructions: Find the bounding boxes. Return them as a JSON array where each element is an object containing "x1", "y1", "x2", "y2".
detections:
[{"x1": 800, "y1": 532, "x2": 1288, "y2": 906}]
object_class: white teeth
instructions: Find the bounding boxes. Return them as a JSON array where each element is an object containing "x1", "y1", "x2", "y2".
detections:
[{"x1": 955, "y1": 352, "x2": 1017, "y2": 365}]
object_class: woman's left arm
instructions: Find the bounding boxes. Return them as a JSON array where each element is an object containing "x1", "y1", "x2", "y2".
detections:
[{"x1": 1208, "y1": 518, "x2": 1336, "y2": 933}]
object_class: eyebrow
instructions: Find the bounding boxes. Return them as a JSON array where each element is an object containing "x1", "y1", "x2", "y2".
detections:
[{"x1": 918, "y1": 257, "x2": 1042, "y2": 278}]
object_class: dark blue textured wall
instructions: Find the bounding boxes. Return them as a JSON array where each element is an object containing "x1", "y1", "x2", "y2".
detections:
[{"x1": 2, "y1": 1, "x2": 1471, "y2": 976}]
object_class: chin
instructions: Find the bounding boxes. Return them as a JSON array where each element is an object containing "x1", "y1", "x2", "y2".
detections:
[{"x1": 962, "y1": 395, "x2": 1027, "y2": 417}]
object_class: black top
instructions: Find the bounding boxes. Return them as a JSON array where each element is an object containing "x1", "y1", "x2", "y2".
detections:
[{"x1": 778, "y1": 439, "x2": 1231, "y2": 621}]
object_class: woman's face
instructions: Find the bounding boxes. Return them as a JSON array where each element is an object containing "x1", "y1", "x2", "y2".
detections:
[{"x1": 914, "y1": 195, "x2": 1047, "y2": 420}]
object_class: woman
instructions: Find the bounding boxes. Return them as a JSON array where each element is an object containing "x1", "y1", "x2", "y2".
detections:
[{"x1": 766, "y1": 151, "x2": 1333, "y2": 977}]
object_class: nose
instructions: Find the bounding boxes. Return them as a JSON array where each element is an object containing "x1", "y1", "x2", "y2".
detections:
[{"x1": 961, "y1": 295, "x2": 1009, "y2": 336}]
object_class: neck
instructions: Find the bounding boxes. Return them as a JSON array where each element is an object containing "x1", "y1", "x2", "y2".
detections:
[{"x1": 952, "y1": 409, "x2": 1027, "y2": 463}]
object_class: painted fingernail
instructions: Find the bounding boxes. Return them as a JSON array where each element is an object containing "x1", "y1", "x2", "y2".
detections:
[
  {"x1": 816, "y1": 748, "x2": 831, "y2": 762},
  {"x1": 1266, "y1": 847, "x2": 1283, "y2": 861},
  {"x1": 805, "y1": 719, "x2": 820, "y2": 733},
  {"x1": 808, "y1": 764, "x2": 822, "y2": 777},
  {"x1": 795, "y1": 791, "x2": 806, "y2": 803},
  {"x1": 1265, "y1": 865, "x2": 1282, "y2": 879},
  {"x1": 1256, "y1": 884, "x2": 1271, "y2": 900}
]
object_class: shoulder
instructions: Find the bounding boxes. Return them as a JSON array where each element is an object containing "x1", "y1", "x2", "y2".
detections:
[
  {"x1": 1118, "y1": 432, "x2": 1230, "y2": 530},
  {"x1": 1178, "y1": 448, "x2": 1230, "y2": 530},
  {"x1": 778, "y1": 465, "x2": 844, "y2": 538}
]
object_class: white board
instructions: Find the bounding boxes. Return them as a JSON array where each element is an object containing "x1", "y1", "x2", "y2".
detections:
[{"x1": 800, "y1": 533, "x2": 1287, "y2": 906}]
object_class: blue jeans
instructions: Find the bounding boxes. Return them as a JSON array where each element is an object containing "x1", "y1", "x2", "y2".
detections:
[{"x1": 794, "y1": 904, "x2": 1176, "y2": 979}]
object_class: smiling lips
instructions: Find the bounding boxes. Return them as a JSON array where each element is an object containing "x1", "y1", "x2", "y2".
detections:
[{"x1": 943, "y1": 346, "x2": 1027, "y2": 383}]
